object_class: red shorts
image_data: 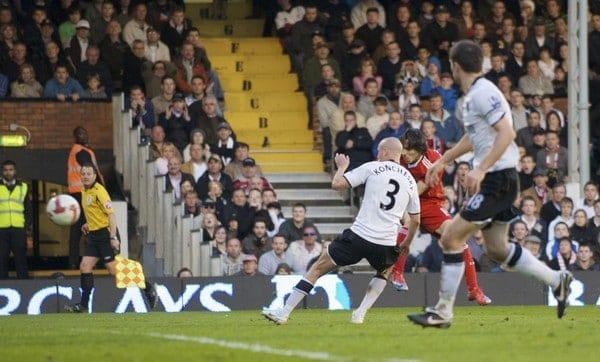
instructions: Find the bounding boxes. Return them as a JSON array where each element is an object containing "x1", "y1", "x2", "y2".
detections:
[{"x1": 420, "y1": 200, "x2": 451, "y2": 237}]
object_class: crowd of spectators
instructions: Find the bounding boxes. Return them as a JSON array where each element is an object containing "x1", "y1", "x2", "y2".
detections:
[
  {"x1": 280, "y1": 0, "x2": 600, "y2": 273},
  {"x1": 3, "y1": 0, "x2": 600, "y2": 275}
]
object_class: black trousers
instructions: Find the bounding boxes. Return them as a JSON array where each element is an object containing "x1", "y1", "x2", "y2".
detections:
[{"x1": 0, "y1": 227, "x2": 28, "y2": 279}]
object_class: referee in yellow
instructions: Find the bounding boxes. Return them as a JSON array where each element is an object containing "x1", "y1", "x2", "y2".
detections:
[{"x1": 65, "y1": 163, "x2": 157, "y2": 313}]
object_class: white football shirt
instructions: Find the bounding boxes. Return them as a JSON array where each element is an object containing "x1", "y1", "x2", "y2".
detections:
[
  {"x1": 461, "y1": 77, "x2": 520, "y2": 172},
  {"x1": 344, "y1": 160, "x2": 420, "y2": 246}
]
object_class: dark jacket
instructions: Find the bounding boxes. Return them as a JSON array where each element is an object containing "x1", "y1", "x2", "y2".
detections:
[{"x1": 335, "y1": 126, "x2": 373, "y2": 170}]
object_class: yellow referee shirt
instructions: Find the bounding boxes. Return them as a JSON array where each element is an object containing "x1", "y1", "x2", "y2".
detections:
[{"x1": 81, "y1": 182, "x2": 114, "y2": 231}]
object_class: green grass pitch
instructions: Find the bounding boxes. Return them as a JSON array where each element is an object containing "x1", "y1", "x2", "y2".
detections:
[{"x1": 2, "y1": 306, "x2": 598, "y2": 361}]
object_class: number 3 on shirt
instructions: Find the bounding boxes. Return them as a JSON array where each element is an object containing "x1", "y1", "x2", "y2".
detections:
[{"x1": 380, "y1": 179, "x2": 400, "y2": 211}]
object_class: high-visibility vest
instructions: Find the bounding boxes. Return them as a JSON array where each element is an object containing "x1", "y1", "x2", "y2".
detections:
[
  {"x1": 67, "y1": 144, "x2": 103, "y2": 193},
  {"x1": 0, "y1": 182, "x2": 27, "y2": 228}
]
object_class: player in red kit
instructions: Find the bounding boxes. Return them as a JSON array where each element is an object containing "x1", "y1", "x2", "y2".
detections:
[{"x1": 391, "y1": 128, "x2": 491, "y2": 305}]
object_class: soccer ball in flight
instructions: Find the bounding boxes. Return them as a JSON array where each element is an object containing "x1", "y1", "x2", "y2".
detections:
[{"x1": 46, "y1": 194, "x2": 81, "y2": 226}]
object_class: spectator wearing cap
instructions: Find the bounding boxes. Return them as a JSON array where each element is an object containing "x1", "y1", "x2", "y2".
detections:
[
  {"x1": 289, "y1": 3, "x2": 325, "y2": 89},
  {"x1": 258, "y1": 234, "x2": 290, "y2": 275},
  {"x1": 224, "y1": 142, "x2": 264, "y2": 181},
  {"x1": 234, "y1": 254, "x2": 264, "y2": 276},
  {"x1": 317, "y1": 77, "x2": 345, "y2": 172},
  {"x1": 232, "y1": 157, "x2": 272, "y2": 193},
  {"x1": 341, "y1": 38, "x2": 369, "y2": 87},
  {"x1": 524, "y1": 17, "x2": 556, "y2": 62},
  {"x1": 523, "y1": 234, "x2": 544, "y2": 261},
  {"x1": 39, "y1": 19, "x2": 62, "y2": 51},
  {"x1": 518, "y1": 0, "x2": 537, "y2": 37},
  {"x1": 144, "y1": 26, "x2": 170, "y2": 63},
  {"x1": 123, "y1": 3, "x2": 151, "y2": 46},
  {"x1": 56, "y1": 9, "x2": 79, "y2": 42},
  {"x1": 355, "y1": 7, "x2": 384, "y2": 56},
  {"x1": 158, "y1": 91, "x2": 194, "y2": 153},
  {"x1": 212, "y1": 122, "x2": 235, "y2": 166},
  {"x1": 195, "y1": 153, "x2": 233, "y2": 200},
  {"x1": 165, "y1": 154, "x2": 195, "y2": 200},
  {"x1": 422, "y1": 5, "x2": 458, "y2": 73},
  {"x1": 350, "y1": 0, "x2": 385, "y2": 29},
  {"x1": 67, "y1": 19, "x2": 91, "y2": 70}
]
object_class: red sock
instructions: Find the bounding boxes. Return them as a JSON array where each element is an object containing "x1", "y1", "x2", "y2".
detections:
[
  {"x1": 463, "y1": 245, "x2": 479, "y2": 291},
  {"x1": 392, "y1": 254, "x2": 406, "y2": 274},
  {"x1": 392, "y1": 227, "x2": 409, "y2": 274}
]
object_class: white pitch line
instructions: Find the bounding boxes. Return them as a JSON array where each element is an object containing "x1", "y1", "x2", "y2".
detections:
[{"x1": 147, "y1": 332, "x2": 346, "y2": 361}]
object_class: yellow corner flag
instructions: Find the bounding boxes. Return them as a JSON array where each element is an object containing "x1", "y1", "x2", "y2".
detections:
[{"x1": 114, "y1": 254, "x2": 146, "y2": 289}]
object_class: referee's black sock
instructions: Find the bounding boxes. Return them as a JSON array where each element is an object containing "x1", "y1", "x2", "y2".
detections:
[{"x1": 80, "y1": 273, "x2": 94, "y2": 308}]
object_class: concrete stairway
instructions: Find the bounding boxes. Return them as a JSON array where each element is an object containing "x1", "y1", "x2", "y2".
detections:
[{"x1": 267, "y1": 173, "x2": 355, "y2": 238}]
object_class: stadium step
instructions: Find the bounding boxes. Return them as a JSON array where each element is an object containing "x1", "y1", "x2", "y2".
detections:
[
  {"x1": 211, "y1": 55, "x2": 290, "y2": 75},
  {"x1": 187, "y1": 0, "x2": 253, "y2": 21},
  {"x1": 224, "y1": 111, "x2": 307, "y2": 130},
  {"x1": 219, "y1": 74, "x2": 297, "y2": 93},
  {"x1": 234, "y1": 129, "x2": 313, "y2": 149},
  {"x1": 202, "y1": 38, "x2": 283, "y2": 56},
  {"x1": 196, "y1": 19, "x2": 265, "y2": 37},
  {"x1": 264, "y1": 173, "x2": 354, "y2": 238},
  {"x1": 225, "y1": 92, "x2": 306, "y2": 112}
]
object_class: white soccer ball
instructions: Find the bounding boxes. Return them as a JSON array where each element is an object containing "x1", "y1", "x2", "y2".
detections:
[{"x1": 46, "y1": 194, "x2": 81, "y2": 226}]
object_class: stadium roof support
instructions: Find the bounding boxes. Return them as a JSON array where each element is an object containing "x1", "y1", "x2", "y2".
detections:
[{"x1": 568, "y1": 0, "x2": 590, "y2": 190}]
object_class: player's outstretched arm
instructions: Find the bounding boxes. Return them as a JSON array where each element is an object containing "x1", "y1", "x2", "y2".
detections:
[
  {"x1": 397, "y1": 213, "x2": 421, "y2": 255},
  {"x1": 332, "y1": 153, "x2": 351, "y2": 190},
  {"x1": 425, "y1": 135, "x2": 472, "y2": 187}
]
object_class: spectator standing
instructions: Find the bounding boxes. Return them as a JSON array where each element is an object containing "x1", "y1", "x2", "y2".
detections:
[
  {"x1": 67, "y1": 126, "x2": 105, "y2": 269},
  {"x1": 122, "y1": 3, "x2": 150, "y2": 45},
  {"x1": 335, "y1": 110, "x2": 373, "y2": 171},
  {"x1": 0, "y1": 160, "x2": 31, "y2": 279}
]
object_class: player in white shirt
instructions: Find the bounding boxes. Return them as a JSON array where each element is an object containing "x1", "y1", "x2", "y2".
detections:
[
  {"x1": 263, "y1": 138, "x2": 421, "y2": 325},
  {"x1": 407, "y1": 40, "x2": 573, "y2": 329}
]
